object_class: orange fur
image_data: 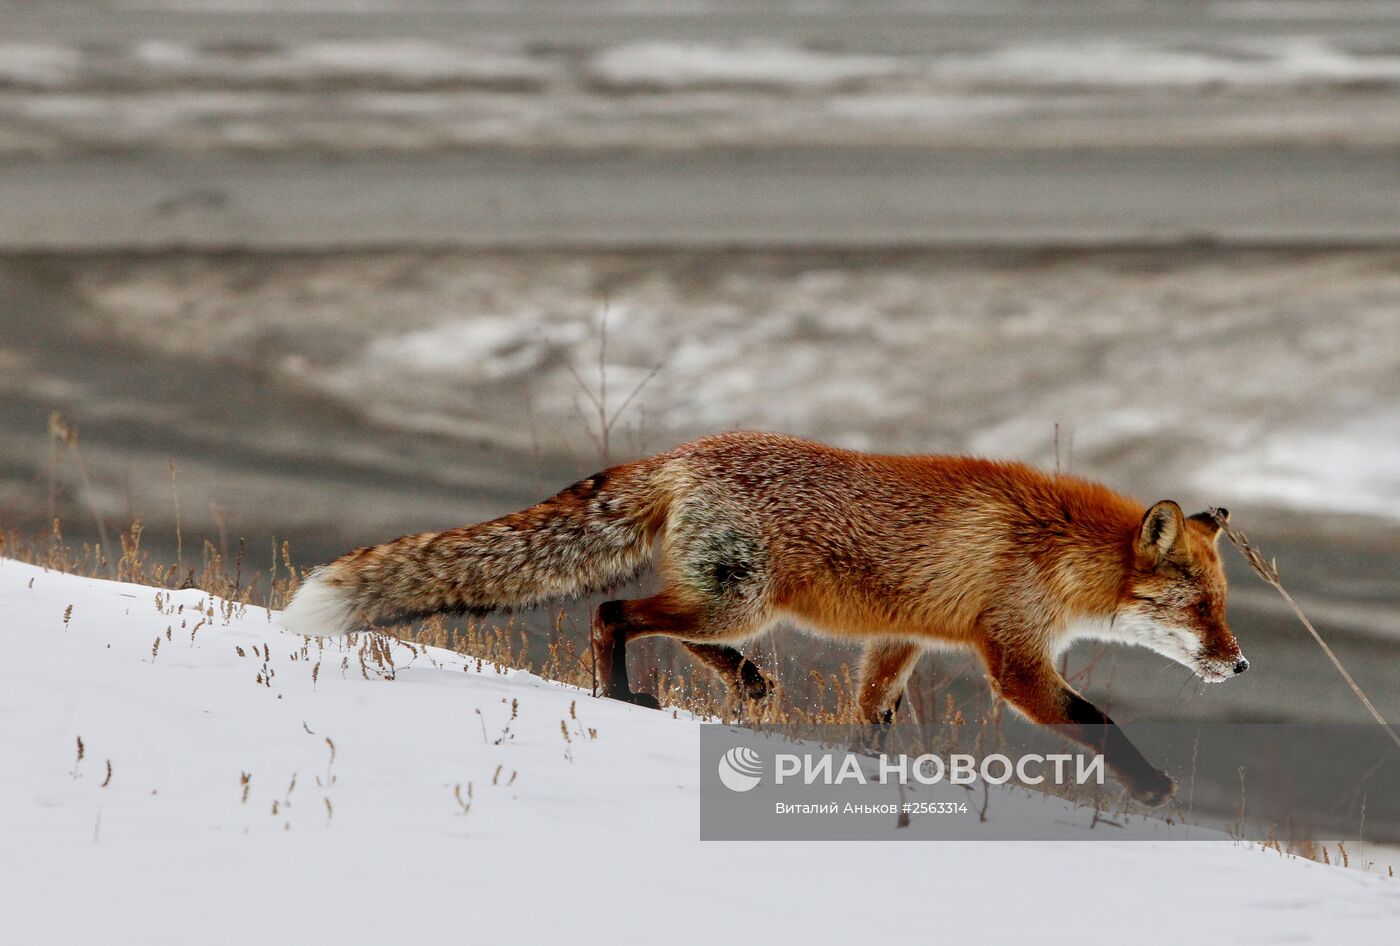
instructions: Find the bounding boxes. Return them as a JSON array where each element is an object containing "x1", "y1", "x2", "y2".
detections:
[{"x1": 289, "y1": 431, "x2": 1246, "y2": 804}]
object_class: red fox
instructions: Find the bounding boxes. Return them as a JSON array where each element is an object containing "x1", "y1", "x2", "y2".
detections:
[{"x1": 284, "y1": 432, "x2": 1246, "y2": 804}]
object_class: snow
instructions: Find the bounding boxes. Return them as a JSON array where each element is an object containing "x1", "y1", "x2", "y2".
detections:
[
  {"x1": 1194, "y1": 409, "x2": 1400, "y2": 521},
  {"x1": 0, "y1": 44, "x2": 82, "y2": 87},
  {"x1": 11, "y1": 25, "x2": 1400, "y2": 158},
  {"x1": 588, "y1": 37, "x2": 1400, "y2": 93},
  {"x1": 362, "y1": 316, "x2": 587, "y2": 381},
  {"x1": 132, "y1": 39, "x2": 559, "y2": 87},
  {"x1": 3, "y1": 558, "x2": 1397, "y2": 944},
  {"x1": 936, "y1": 37, "x2": 1400, "y2": 89},
  {"x1": 588, "y1": 42, "x2": 905, "y2": 89},
  {"x1": 64, "y1": 253, "x2": 1400, "y2": 531}
]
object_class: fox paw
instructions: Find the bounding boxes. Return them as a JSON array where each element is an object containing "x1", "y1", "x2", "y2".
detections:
[
  {"x1": 1127, "y1": 769, "x2": 1177, "y2": 808},
  {"x1": 738, "y1": 673, "x2": 774, "y2": 703}
]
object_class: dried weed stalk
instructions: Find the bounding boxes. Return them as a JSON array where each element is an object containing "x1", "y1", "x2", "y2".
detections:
[{"x1": 1212, "y1": 508, "x2": 1400, "y2": 749}]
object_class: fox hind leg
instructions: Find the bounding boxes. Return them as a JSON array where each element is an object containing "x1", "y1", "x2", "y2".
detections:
[
  {"x1": 592, "y1": 598, "x2": 669, "y2": 708},
  {"x1": 592, "y1": 591, "x2": 764, "y2": 709}
]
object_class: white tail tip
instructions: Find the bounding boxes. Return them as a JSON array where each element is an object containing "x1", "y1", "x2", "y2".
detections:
[{"x1": 280, "y1": 571, "x2": 357, "y2": 637}]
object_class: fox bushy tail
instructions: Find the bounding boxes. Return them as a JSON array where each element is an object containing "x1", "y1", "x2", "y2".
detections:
[{"x1": 281, "y1": 461, "x2": 670, "y2": 636}]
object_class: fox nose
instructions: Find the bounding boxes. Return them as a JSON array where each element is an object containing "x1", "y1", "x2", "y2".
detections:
[{"x1": 1233, "y1": 658, "x2": 1250, "y2": 675}]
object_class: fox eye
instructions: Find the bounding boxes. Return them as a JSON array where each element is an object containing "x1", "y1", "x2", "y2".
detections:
[
  {"x1": 1193, "y1": 600, "x2": 1211, "y2": 619},
  {"x1": 1132, "y1": 594, "x2": 1158, "y2": 605}
]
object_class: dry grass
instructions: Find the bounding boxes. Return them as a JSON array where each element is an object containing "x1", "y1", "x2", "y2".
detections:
[
  {"x1": 3, "y1": 507, "x2": 1010, "y2": 756},
  {"x1": 1, "y1": 501, "x2": 1370, "y2": 868},
  {"x1": 11, "y1": 388, "x2": 1386, "y2": 867},
  {"x1": 1213, "y1": 508, "x2": 1400, "y2": 751}
]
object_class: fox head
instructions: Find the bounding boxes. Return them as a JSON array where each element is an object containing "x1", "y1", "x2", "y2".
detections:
[{"x1": 1117, "y1": 501, "x2": 1247, "y2": 683}]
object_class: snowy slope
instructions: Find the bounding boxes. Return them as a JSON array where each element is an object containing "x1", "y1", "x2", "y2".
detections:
[{"x1": 2, "y1": 558, "x2": 1396, "y2": 945}]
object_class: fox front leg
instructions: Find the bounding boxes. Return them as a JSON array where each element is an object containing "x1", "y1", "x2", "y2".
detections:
[
  {"x1": 856, "y1": 639, "x2": 923, "y2": 725},
  {"x1": 682, "y1": 642, "x2": 773, "y2": 703},
  {"x1": 1059, "y1": 690, "x2": 1175, "y2": 806},
  {"x1": 982, "y1": 644, "x2": 1175, "y2": 806}
]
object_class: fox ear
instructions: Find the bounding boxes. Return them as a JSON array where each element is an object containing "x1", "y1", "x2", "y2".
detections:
[
  {"x1": 1137, "y1": 500, "x2": 1185, "y2": 566},
  {"x1": 1188, "y1": 508, "x2": 1228, "y2": 540}
]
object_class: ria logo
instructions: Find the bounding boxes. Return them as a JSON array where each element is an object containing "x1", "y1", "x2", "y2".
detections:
[{"x1": 717, "y1": 746, "x2": 764, "y2": 792}]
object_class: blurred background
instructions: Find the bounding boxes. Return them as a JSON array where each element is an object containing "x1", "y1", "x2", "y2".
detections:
[{"x1": 2, "y1": 1, "x2": 1398, "y2": 724}]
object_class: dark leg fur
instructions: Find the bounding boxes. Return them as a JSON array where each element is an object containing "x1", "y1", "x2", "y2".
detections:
[
  {"x1": 683, "y1": 643, "x2": 772, "y2": 701},
  {"x1": 1062, "y1": 691, "x2": 1174, "y2": 806},
  {"x1": 591, "y1": 600, "x2": 662, "y2": 708},
  {"x1": 592, "y1": 592, "x2": 763, "y2": 710},
  {"x1": 981, "y1": 638, "x2": 1175, "y2": 806}
]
